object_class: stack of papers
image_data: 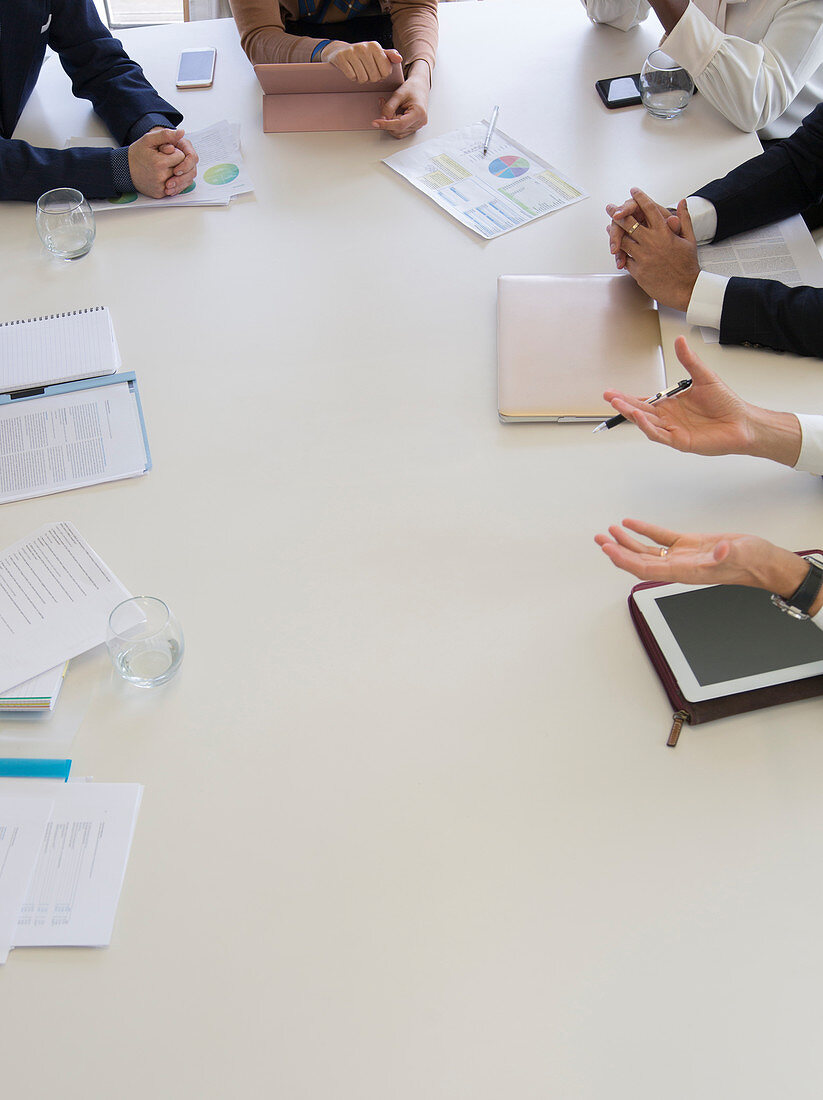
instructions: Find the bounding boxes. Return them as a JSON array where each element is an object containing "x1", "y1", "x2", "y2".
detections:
[
  {"x1": 0, "y1": 781, "x2": 143, "y2": 962},
  {"x1": 0, "y1": 522, "x2": 131, "y2": 701},
  {"x1": 0, "y1": 665, "x2": 67, "y2": 713}
]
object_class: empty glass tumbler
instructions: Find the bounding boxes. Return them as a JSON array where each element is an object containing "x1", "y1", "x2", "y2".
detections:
[
  {"x1": 639, "y1": 50, "x2": 694, "y2": 119},
  {"x1": 36, "y1": 188, "x2": 95, "y2": 259},
  {"x1": 106, "y1": 597, "x2": 185, "y2": 688}
]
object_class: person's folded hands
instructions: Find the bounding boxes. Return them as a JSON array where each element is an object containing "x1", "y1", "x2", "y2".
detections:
[
  {"x1": 323, "y1": 41, "x2": 402, "y2": 83},
  {"x1": 128, "y1": 127, "x2": 198, "y2": 199},
  {"x1": 606, "y1": 189, "x2": 699, "y2": 310},
  {"x1": 606, "y1": 192, "x2": 681, "y2": 270}
]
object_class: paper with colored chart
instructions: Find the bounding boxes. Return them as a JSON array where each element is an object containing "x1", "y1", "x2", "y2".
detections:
[
  {"x1": 383, "y1": 122, "x2": 587, "y2": 239},
  {"x1": 68, "y1": 121, "x2": 253, "y2": 211}
]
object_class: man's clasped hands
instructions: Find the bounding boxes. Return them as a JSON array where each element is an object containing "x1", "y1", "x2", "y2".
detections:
[{"x1": 128, "y1": 126, "x2": 199, "y2": 199}]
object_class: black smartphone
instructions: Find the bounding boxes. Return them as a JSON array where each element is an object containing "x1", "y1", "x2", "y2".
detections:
[{"x1": 595, "y1": 74, "x2": 642, "y2": 109}]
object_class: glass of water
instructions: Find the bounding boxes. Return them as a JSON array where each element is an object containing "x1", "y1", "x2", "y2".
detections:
[
  {"x1": 639, "y1": 50, "x2": 694, "y2": 119},
  {"x1": 106, "y1": 597, "x2": 184, "y2": 689},
  {"x1": 36, "y1": 188, "x2": 95, "y2": 260}
]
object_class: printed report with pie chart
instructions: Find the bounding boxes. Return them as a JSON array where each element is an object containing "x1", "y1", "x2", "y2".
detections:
[{"x1": 383, "y1": 122, "x2": 587, "y2": 239}]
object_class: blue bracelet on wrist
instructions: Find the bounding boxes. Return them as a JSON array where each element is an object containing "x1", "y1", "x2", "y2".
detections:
[{"x1": 311, "y1": 39, "x2": 331, "y2": 61}]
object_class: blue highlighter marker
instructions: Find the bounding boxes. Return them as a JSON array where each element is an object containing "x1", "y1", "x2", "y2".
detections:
[{"x1": 0, "y1": 758, "x2": 72, "y2": 781}]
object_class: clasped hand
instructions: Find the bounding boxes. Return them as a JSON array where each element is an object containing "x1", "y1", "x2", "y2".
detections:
[
  {"x1": 605, "y1": 187, "x2": 700, "y2": 312},
  {"x1": 128, "y1": 127, "x2": 198, "y2": 199}
]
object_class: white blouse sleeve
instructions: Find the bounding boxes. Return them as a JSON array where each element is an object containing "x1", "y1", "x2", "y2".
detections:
[
  {"x1": 663, "y1": 0, "x2": 823, "y2": 132},
  {"x1": 579, "y1": 0, "x2": 651, "y2": 32}
]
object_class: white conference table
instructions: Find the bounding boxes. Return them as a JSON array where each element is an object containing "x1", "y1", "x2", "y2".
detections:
[{"x1": 3, "y1": 3, "x2": 823, "y2": 1097}]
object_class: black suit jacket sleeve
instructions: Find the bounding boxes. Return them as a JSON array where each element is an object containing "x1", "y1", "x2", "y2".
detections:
[
  {"x1": 0, "y1": 0, "x2": 182, "y2": 202},
  {"x1": 693, "y1": 104, "x2": 823, "y2": 358}
]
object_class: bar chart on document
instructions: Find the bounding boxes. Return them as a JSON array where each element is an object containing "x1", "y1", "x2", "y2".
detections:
[{"x1": 383, "y1": 122, "x2": 587, "y2": 238}]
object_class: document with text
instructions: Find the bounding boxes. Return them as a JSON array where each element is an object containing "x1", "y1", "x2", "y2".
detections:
[
  {"x1": 384, "y1": 122, "x2": 587, "y2": 239},
  {"x1": 697, "y1": 215, "x2": 823, "y2": 342},
  {"x1": 0, "y1": 794, "x2": 54, "y2": 963},
  {"x1": 0, "y1": 376, "x2": 149, "y2": 504},
  {"x1": 14, "y1": 782, "x2": 142, "y2": 949},
  {"x1": 0, "y1": 522, "x2": 131, "y2": 694}
]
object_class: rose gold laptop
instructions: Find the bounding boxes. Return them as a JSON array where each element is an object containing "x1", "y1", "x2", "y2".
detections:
[
  {"x1": 253, "y1": 62, "x2": 403, "y2": 133},
  {"x1": 497, "y1": 274, "x2": 666, "y2": 422}
]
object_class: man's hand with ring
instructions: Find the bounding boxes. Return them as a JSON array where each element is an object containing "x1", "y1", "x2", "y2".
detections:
[{"x1": 607, "y1": 189, "x2": 700, "y2": 312}]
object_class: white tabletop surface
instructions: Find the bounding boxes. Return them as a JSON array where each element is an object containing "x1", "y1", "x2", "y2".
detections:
[{"x1": 3, "y1": 3, "x2": 823, "y2": 1097}]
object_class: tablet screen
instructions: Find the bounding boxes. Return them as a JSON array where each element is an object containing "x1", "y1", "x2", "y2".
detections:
[
  {"x1": 632, "y1": 576, "x2": 823, "y2": 701},
  {"x1": 655, "y1": 586, "x2": 823, "y2": 686}
]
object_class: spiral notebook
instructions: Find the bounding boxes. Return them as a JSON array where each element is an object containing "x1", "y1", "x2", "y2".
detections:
[{"x1": 0, "y1": 306, "x2": 120, "y2": 394}]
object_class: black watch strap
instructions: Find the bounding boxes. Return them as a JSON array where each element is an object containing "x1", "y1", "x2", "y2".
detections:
[{"x1": 787, "y1": 561, "x2": 823, "y2": 616}]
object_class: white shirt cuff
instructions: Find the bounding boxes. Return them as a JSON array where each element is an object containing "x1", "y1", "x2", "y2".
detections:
[
  {"x1": 793, "y1": 414, "x2": 823, "y2": 475},
  {"x1": 685, "y1": 195, "x2": 717, "y2": 244},
  {"x1": 686, "y1": 270, "x2": 728, "y2": 330},
  {"x1": 662, "y1": 2, "x2": 724, "y2": 81}
]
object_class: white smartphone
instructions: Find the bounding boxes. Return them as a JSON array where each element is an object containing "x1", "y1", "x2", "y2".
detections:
[{"x1": 176, "y1": 47, "x2": 216, "y2": 89}]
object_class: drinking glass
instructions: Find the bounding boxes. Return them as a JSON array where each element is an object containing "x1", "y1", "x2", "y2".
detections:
[
  {"x1": 106, "y1": 597, "x2": 184, "y2": 689},
  {"x1": 36, "y1": 188, "x2": 96, "y2": 260},
  {"x1": 639, "y1": 50, "x2": 694, "y2": 119}
]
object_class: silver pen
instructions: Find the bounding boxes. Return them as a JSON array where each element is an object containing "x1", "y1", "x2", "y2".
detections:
[
  {"x1": 592, "y1": 378, "x2": 693, "y2": 433},
  {"x1": 483, "y1": 105, "x2": 500, "y2": 156}
]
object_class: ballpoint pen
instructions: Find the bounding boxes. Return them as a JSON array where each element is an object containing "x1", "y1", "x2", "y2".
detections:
[
  {"x1": 592, "y1": 378, "x2": 693, "y2": 433},
  {"x1": 483, "y1": 105, "x2": 500, "y2": 155}
]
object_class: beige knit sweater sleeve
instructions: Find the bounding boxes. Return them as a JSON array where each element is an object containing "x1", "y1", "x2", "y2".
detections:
[{"x1": 230, "y1": 0, "x2": 438, "y2": 73}]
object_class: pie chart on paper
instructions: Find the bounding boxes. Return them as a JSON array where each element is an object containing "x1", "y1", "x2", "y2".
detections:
[{"x1": 488, "y1": 155, "x2": 530, "y2": 179}]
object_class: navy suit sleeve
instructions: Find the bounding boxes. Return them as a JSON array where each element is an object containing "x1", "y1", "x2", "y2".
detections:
[
  {"x1": 692, "y1": 104, "x2": 823, "y2": 358},
  {"x1": 0, "y1": 138, "x2": 121, "y2": 201},
  {"x1": 0, "y1": 0, "x2": 183, "y2": 202},
  {"x1": 47, "y1": 0, "x2": 181, "y2": 144},
  {"x1": 720, "y1": 279, "x2": 823, "y2": 358},
  {"x1": 695, "y1": 104, "x2": 823, "y2": 241}
]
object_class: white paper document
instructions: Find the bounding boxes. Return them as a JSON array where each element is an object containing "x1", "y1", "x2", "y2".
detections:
[
  {"x1": 14, "y1": 782, "x2": 143, "y2": 948},
  {"x1": 697, "y1": 215, "x2": 823, "y2": 342},
  {"x1": 77, "y1": 121, "x2": 254, "y2": 212},
  {"x1": 0, "y1": 795, "x2": 54, "y2": 963},
  {"x1": 0, "y1": 521, "x2": 131, "y2": 694},
  {"x1": 0, "y1": 379, "x2": 148, "y2": 504},
  {"x1": 0, "y1": 306, "x2": 120, "y2": 393},
  {"x1": 383, "y1": 122, "x2": 587, "y2": 239}
]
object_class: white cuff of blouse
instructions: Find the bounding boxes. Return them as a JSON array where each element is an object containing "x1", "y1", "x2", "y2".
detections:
[
  {"x1": 794, "y1": 414, "x2": 823, "y2": 475},
  {"x1": 661, "y1": 2, "x2": 725, "y2": 83}
]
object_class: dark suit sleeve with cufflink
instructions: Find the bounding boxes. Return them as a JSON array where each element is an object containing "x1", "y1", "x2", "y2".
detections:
[{"x1": 693, "y1": 104, "x2": 823, "y2": 358}]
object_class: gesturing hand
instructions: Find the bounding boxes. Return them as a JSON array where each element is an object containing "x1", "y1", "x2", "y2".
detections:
[
  {"x1": 603, "y1": 336, "x2": 755, "y2": 456},
  {"x1": 594, "y1": 518, "x2": 809, "y2": 596}
]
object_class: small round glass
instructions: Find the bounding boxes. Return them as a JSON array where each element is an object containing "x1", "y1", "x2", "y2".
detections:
[
  {"x1": 36, "y1": 188, "x2": 96, "y2": 260},
  {"x1": 106, "y1": 597, "x2": 184, "y2": 689},
  {"x1": 639, "y1": 50, "x2": 694, "y2": 120}
]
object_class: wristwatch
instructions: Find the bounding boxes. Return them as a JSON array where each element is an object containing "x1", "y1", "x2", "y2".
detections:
[{"x1": 770, "y1": 557, "x2": 823, "y2": 620}]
